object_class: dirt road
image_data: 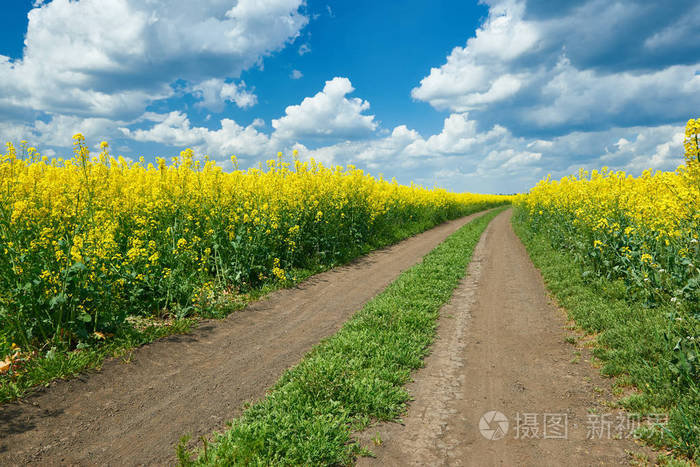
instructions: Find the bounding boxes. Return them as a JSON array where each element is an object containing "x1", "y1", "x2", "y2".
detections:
[
  {"x1": 357, "y1": 210, "x2": 651, "y2": 466},
  {"x1": 0, "y1": 211, "x2": 490, "y2": 466}
]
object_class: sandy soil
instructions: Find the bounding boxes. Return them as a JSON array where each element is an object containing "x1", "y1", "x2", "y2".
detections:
[
  {"x1": 357, "y1": 210, "x2": 653, "y2": 466},
  {"x1": 0, "y1": 211, "x2": 489, "y2": 466}
]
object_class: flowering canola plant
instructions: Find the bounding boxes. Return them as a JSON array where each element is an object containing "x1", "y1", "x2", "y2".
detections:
[
  {"x1": 0, "y1": 135, "x2": 510, "y2": 354},
  {"x1": 515, "y1": 118, "x2": 700, "y2": 310}
]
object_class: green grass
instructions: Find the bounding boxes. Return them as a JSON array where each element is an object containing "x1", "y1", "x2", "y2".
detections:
[
  {"x1": 0, "y1": 318, "x2": 195, "y2": 402},
  {"x1": 177, "y1": 208, "x2": 504, "y2": 466},
  {"x1": 0, "y1": 205, "x2": 505, "y2": 404},
  {"x1": 512, "y1": 210, "x2": 700, "y2": 462}
]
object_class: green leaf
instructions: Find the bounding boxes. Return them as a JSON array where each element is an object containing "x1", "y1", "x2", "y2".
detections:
[{"x1": 77, "y1": 312, "x2": 92, "y2": 323}]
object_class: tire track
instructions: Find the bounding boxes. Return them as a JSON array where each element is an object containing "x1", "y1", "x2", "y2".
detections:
[{"x1": 358, "y1": 209, "x2": 653, "y2": 466}]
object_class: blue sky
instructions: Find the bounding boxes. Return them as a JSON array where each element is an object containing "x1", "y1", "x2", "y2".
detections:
[{"x1": 1, "y1": 0, "x2": 698, "y2": 193}]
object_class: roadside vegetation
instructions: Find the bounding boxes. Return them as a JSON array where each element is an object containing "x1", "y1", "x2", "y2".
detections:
[
  {"x1": 177, "y1": 208, "x2": 504, "y2": 465},
  {"x1": 512, "y1": 118, "x2": 700, "y2": 461}
]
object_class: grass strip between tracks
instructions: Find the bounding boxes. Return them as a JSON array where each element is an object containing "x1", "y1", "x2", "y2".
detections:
[
  {"x1": 178, "y1": 208, "x2": 505, "y2": 465},
  {"x1": 512, "y1": 211, "x2": 699, "y2": 464}
]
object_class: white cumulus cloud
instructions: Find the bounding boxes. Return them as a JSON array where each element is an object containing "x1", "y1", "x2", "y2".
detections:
[
  {"x1": 0, "y1": 0, "x2": 307, "y2": 119},
  {"x1": 190, "y1": 79, "x2": 257, "y2": 112},
  {"x1": 271, "y1": 77, "x2": 378, "y2": 140},
  {"x1": 411, "y1": 1, "x2": 537, "y2": 111},
  {"x1": 121, "y1": 111, "x2": 274, "y2": 162},
  {"x1": 412, "y1": 0, "x2": 700, "y2": 135}
]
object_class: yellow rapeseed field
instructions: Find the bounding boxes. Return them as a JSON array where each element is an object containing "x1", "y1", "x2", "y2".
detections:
[
  {"x1": 515, "y1": 119, "x2": 700, "y2": 308},
  {"x1": 0, "y1": 135, "x2": 509, "y2": 352}
]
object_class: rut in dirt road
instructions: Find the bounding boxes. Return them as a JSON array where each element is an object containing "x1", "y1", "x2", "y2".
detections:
[
  {"x1": 0, "y1": 210, "x2": 491, "y2": 466},
  {"x1": 358, "y1": 209, "x2": 652, "y2": 466}
]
